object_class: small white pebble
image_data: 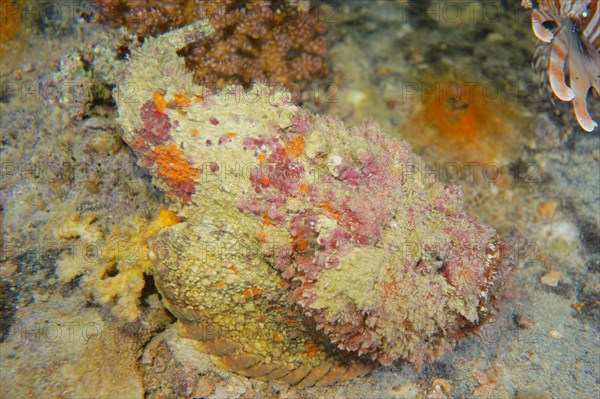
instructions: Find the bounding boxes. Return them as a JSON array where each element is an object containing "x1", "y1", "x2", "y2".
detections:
[
  {"x1": 540, "y1": 271, "x2": 562, "y2": 287},
  {"x1": 486, "y1": 32, "x2": 504, "y2": 42},
  {"x1": 548, "y1": 329, "x2": 562, "y2": 339}
]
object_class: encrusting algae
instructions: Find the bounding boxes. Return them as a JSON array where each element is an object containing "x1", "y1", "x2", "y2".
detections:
[
  {"x1": 407, "y1": 72, "x2": 528, "y2": 166},
  {"x1": 107, "y1": 20, "x2": 513, "y2": 387}
]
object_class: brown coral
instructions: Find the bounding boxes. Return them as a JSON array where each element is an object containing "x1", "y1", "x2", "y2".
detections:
[
  {"x1": 0, "y1": 0, "x2": 22, "y2": 56},
  {"x1": 92, "y1": 0, "x2": 328, "y2": 92}
]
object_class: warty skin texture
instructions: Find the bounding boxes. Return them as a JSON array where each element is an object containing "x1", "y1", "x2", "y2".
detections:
[{"x1": 114, "y1": 20, "x2": 511, "y2": 387}]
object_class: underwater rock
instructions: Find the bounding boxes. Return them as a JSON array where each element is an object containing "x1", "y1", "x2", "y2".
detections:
[{"x1": 114, "y1": 21, "x2": 512, "y2": 386}]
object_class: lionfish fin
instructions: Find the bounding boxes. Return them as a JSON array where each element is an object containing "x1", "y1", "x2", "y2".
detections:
[
  {"x1": 525, "y1": 1, "x2": 599, "y2": 131},
  {"x1": 531, "y1": 9, "x2": 555, "y2": 42},
  {"x1": 548, "y1": 36, "x2": 575, "y2": 101},
  {"x1": 568, "y1": 34, "x2": 599, "y2": 132},
  {"x1": 572, "y1": 96, "x2": 598, "y2": 132}
]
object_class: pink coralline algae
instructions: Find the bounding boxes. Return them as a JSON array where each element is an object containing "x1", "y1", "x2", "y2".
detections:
[{"x1": 114, "y1": 21, "x2": 512, "y2": 387}]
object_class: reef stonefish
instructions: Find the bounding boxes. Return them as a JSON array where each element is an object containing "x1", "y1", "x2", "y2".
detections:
[{"x1": 115, "y1": 20, "x2": 511, "y2": 387}]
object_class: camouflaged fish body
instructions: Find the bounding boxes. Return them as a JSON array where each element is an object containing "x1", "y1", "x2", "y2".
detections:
[{"x1": 115, "y1": 20, "x2": 510, "y2": 387}]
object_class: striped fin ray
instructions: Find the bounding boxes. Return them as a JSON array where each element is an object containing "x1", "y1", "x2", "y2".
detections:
[
  {"x1": 582, "y1": 0, "x2": 599, "y2": 49},
  {"x1": 524, "y1": 0, "x2": 599, "y2": 131},
  {"x1": 549, "y1": 30, "x2": 576, "y2": 101},
  {"x1": 531, "y1": 8, "x2": 555, "y2": 42},
  {"x1": 567, "y1": 28, "x2": 599, "y2": 131}
]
